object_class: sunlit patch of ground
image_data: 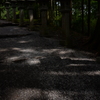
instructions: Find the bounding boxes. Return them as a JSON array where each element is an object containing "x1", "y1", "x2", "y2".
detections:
[{"x1": 3, "y1": 88, "x2": 99, "y2": 100}]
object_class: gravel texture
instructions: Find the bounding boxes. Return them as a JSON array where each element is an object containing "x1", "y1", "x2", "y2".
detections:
[{"x1": 0, "y1": 24, "x2": 100, "y2": 100}]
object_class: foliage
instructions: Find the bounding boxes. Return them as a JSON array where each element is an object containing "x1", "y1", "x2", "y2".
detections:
[
  {"x1": 0, "y1": 0, "x2": 98, "y2": 37},
  {"x1": 0, "y1": 5, "x2": 7, "y2": 19},
  {"x1": 71, "y1": 0, "x2": 98, "y2": 35}
]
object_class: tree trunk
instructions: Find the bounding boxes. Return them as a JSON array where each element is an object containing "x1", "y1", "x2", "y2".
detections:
[{"x1": 84, "y1": 0, "x2": 100, "y2": 54}]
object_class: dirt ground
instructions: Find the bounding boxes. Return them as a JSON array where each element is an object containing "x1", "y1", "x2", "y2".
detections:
[{"x1": 0, "y1": 20, "x2": 100, "y2": 100}]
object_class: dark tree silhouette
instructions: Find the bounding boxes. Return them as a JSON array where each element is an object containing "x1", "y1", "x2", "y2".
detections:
[{"x1": 84, "y1": 0, "x2": 100, "y2": 55}]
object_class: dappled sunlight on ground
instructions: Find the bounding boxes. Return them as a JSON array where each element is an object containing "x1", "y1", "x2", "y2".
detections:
[
  {"x1": 84, "y1": 71, "x2": 100, "y2": 76},
  {"x1": 27, "y1": 59, "x2": 41, "y2": 65},
  {"x1": 0, "y1": 49, "x2": 8, "y2": 52},
  {"x1": 69, "y1": 58, "x2": 96, "y2": 61},
  {"x1": 0, "y1": 25, "x2": 100, "y2": 100},
  {"x1": 0, "y1": 46, "x2": 96, "y2": 65},
  {"x1": 44, "y1": 70, "x2": 100, "y2": 76},
  {"x1": 58, "y1": 49, "x2": 76, "y2": 54},
  {"x1": 67, "y1": 64, "x2": 87, "y2": 67},
  {"x1": 2, "y1": 88, "x2": 99, "y2": 100},
  {"x1": 17, "y1": 40, "x2": 33, "y2": 44}
]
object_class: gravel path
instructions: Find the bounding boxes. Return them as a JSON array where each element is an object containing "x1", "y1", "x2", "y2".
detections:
[{"x1": 0, "y1": 24, "x2": 100, "y2": 100}]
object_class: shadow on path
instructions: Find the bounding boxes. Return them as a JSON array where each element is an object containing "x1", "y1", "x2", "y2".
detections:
[{"x1": 0, "y1": 25, "x2": 100, "y2": 100}]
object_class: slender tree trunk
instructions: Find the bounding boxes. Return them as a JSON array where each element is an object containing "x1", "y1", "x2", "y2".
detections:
[
  {"x1": 87, "y1": 0, "x2": 91, "y2": 36},
  {"x1": 82, "y1": 0, "x2": 84, "y2": 35}
]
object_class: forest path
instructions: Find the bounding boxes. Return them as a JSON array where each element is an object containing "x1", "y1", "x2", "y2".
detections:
[{"x1": 0, "y1": 23, "x2": 100, "y2": 100}]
